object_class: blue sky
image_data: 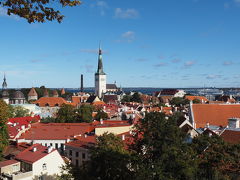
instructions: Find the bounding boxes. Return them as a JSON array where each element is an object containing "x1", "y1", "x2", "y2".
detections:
[{"x1": 0, "y1": 0, "x2": 240, "y2": 88}]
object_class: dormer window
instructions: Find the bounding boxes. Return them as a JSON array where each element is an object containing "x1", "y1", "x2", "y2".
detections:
[
  {"x1": 42, "y1": 163, "x2": 47, "y2": 170},
  {"x1": 55, "y1": 103, "x2": 59, "y2": 107},
  {"x1": 45, "y1": 103, "x2": 49, "y2": 107}
]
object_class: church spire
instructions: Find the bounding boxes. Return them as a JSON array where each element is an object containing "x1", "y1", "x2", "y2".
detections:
[
  {"x1": 2, "y1": 73, "x2": 7, "y2": 90},
  {"x1": 96, "y1": 43, "x2": 105, "y2": 75}
]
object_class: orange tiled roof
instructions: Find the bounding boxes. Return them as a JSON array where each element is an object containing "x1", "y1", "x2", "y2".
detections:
[
  {"x1": 0, "y1": 160, "x2": 19, "y2": 168},
  {"x1": 33, "y1": 97, "x2": 69, "y2": 107},
  {"x1": 221, "y1": 129, "x2": 240, "y2": 144},
  {"x1": 192, "y1": 104, "x2": 240, "y2": 128},
  {"x1": 185, "y1": 95, "x2": 208, "y2": 102}
]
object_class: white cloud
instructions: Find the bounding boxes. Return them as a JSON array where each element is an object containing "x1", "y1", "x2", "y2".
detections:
[
  {"x1": 184, "y1": 61, "x2": 196, "y2": 67},
  {"x1": 206, "y1": 74, "x2": 222, "y2": 79},
  {"x1": 116, "y1": 31, "x2": 135, "y2": 43},
  {"x1": 223, "y1": 61, "x2": 234, "y2": 66},
  {"x1": 114, "y1": 8, "x2": 139, "y2": 19},
  {"x1": 91, "y1": 1, "x2": 108, "y2": 16}
]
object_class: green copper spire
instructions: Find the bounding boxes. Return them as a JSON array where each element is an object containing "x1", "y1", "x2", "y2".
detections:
[{"x1": 96, "y1": 44, "x2": 106, "y2": 75}]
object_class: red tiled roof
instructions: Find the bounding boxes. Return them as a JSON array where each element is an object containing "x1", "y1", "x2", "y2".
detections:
[
  {"x1": 33, "y1": 97, "x2": 70, "y2": 107},
  {"x1": 65, "y1": 135, "x2": 97, "y2": 149},
  {"x1": 192, "y1": 104, "x2": 240, "y2": 128},
  {"x1": 185, "y1": 96, "x2": 208, "y2": 102},
  {"x1": 19, "y1": 123, "x2": 95, "y2": 140},
  {"x1": 0, "y1": 160, "x2": 19, "y2": 168},
  {"x1": 221, "y1": 129, "x2": 240, "y2": 144},
  {"x1": 15, "y1": 144, "x2": 56, "y2": 164}
]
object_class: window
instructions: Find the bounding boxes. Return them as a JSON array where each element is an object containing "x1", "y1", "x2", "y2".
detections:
[
  {"x1": 69, "y1": 150, "x2": 72, "y2": 156},
  {"x1": 61, "y1": 143, "x2": 64, "y2": 151},
  {"x1": 55, "y1": 143, "x2": 58, "y2": 149},
  {"x1": 82, "y1": 153, "x2": 86, "y2": 159},
  {"x1": 76, "y1": 160, "x2": 79, "y2": 166},
  {"x1": 42, "y1": 163, "x2": 47, "y2": 170},
  {"x1": 76, "y1": 152, "x2": 79, "y2": 157},
  {"x1": 50, "y1": 143, "x2": 53, "y2": 146},
  {"x1": 45, "y1": 143, "x2": 47, "y2": 147}
]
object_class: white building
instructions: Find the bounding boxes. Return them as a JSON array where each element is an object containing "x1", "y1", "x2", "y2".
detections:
[{"x1": 95, "y1": 46, "x2": 106, "y2": 99}]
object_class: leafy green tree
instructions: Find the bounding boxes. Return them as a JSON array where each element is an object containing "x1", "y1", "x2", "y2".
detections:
[
  {"x1": 77, "y1": 133, "x2": 134, "y2": 180},
  {"x1": 56, "y1": 104, "x2": 75, "y2": 123},
  {"x1": 41, "y1": 116, "x2": 56, "y2": 123},
  {"x1": 192, "y1": 135, "x2": 240, "y2": 179},
  {"x1": 0, "y1": 0, "x2": 81, "y2": 23},
  {"x1": 131, "y1": 92, "x2": 142, "y2": 103},
  {"x1": 121, "y1": 95, "x2": 132, "y2": 103},
  {"x1": 94, "y1": 109, "x2": 108, "y2": 121},
  {"x1": 9, "y1": 105, "x2": 30, "y2": 117},
  {"x1": 75, "y1": 104, "x2": 93, "y2": 123},
  {"x1": 0, "y1": 100, "x2": 11, "y2": 159},
  {"x1": 131, "y1": 112, "x2": 197, "y2": 179},
  {"x1": 193, "y1": 98, "x2": 201, "y2": 104},
  {"x1": 170, "y1": 97, "x2": 189, "y2": 106}
]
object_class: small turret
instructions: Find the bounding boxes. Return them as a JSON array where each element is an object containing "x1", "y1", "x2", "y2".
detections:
[
  {"x1": 53, "y1": 90, "x2": 59, "y2": 97},
  {"x1": 28, "y1": 87, "x2": 38, "y2": 101},
  {"x1": 43, "y1": 89, "x2": 49, "y2": 97}
]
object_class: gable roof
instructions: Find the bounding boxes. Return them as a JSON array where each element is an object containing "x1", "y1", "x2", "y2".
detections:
[
  {"x1": 0, "y1": 160, "x2": 19, "y2": 168},
  {"x1": 106, "y1": 84, "x2": 117, "y2": 89},
  {"x1": 15, "y1": 144, "x2": 56, "y2": 164},
  {"x1": 191, "y1": 104, "x2": 240, "y2": 128},
  {"x1": 28, "y1": 87, "x2": 38, "y2": 96}
]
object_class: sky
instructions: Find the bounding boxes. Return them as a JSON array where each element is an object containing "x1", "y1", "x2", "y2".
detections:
[{"x1": 0, "y1": 0, "x2": 240, "y2": 88}]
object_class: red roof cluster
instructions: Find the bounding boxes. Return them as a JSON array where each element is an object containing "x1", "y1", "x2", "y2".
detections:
[
  {"x1": 33, "y1": 97, "x2": 70, "y2": 107},
  {"x1": 221, "y1": 129, "x2": 240, "y2": 144},
  {"x1": 15, "y1": 144, "x2": 56, "y2": 164}
]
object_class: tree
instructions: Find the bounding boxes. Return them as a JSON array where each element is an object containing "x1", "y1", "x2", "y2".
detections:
[
  {"x1": 0, "y1": 100, "x2": 11, "y2": 159},
  {"x1": 78, "y1": 133, "x2": 134, "y2": 180},
  {"x1": 75, "y1": 104, "x2": 93, "y2": 123},
  {"x1": 94, "y1": 109, "x2": 108, "y2": 121},
  {"x1": 121, "y1": 95, "x2": 132, "y2": 103},
  {"x1": 9, "y1": 105, "x2": 30, "y2": 117},
  {"x1": 193, "y1": 98, "x2": 201, "y2": 104},
  {"x1": 131, "y1": 92, "x2": 142, "y2": 103},
  {"x1": 170, "y1": 97, "x2": 189, "y2": 106},
  {"x1": 0, "y1": 0, "x2": 81, "y2": 23},
  {"x1": 56, "y1": 104, "x2": 75, "y2": 123},
  {"x1": 130, "y1": 112, "x2": 197, "y2": 179},
  {"x1": 192, "y1": 135, "x2": 240, "y2": 179}
]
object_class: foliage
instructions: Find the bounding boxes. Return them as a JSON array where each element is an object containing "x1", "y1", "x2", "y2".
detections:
[
  {"x1": 58, "y1": 162, "x2": 74, "y2": 180},
  {"x1": 75, "y1": 104, "x2": 93, "y2": 123},
  {"x1": 170, "y1": 97, "x2": 189, "y2": 106},
  {"x1": 131, "y1": 92, "x2": 142, "y2": 103},
  {"x1": 121, "y1": 95, "x2": 132, "y2": 103},
  {"x1": 0, "y1": 0, "x2": 81, "y2": 23},
  {"x1": 121, "y1": 92, "x2": 142, "y2": 103},
  {"x1": 193, "y1": 98, "x2": 201, "y2": 104},
  {"x1": 56, "y1": 104, "x2": 76, "y2": 123},
  {"x1": 0, "y1": 100, "x2": 10, "y2": 159},
  {"x1": 77, "y1": 133, "x2": 134, "y2": 180},
  {"x1": 192, "y1": 135, "x2": 240, "y2": 179},
  {"x1": 131, "y1": 112, "x2": 197, "y2": 179},
  {"x1": 94, "y1": 109, "x2": 108, "y2": 121},
  {"x1": 9, "y1": 105, "x2": 30, "y2": 117},
  {"x1": 41, "y1": 116, "x2": 56, "y2": 123},
  {"x1": 56, "y1": 104, "x2": 93, "y2": 123}
]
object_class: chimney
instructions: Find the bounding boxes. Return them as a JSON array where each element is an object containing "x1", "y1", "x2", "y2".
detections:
[
  {"x1": 33, "y1": 147, "x2": 37, "y2": 152},
  {"x1": 228, "y1": 118, "x2": 240, "y2": 129},
  {"x1": 81, "y1": 74, "x2": 84, "y2": 92},
  {"x1": 206, "y1": 123, "x2": 210, "y2": 128},
  {"x1": 122, "y1": 134, "x2": 125, "y2": 141},
  {"x1": 47, "y1": 146, "x2": 53, "y2": 153},
  {"x1": 84, "y1": 134, "x2": 87, "y2": 138},
  {"x1": 100, "y1": 119, "x2": 103, "y2": 124}
]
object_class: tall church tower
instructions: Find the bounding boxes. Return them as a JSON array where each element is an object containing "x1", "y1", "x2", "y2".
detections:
[
  {"x1": 2, "y1": 73, "x2": 7, "y2": 90},
  {"x1": 95, "y1": 45, "x2": 106, "y2": 98}
]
